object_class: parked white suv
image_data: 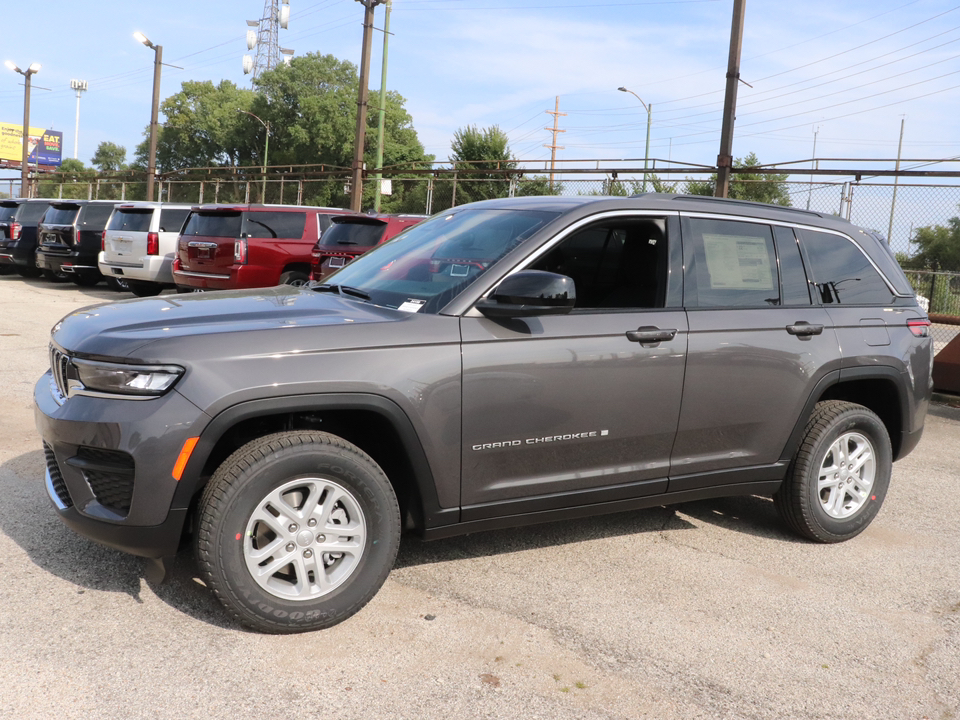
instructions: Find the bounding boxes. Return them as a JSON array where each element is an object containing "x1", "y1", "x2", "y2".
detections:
[{"x1": 99, "y1": 202, "x2": 192, "y2": 297}]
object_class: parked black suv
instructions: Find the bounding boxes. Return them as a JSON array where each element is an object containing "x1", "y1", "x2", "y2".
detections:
[
  {"x1": 0, "y1": 198, "x2": 55, "y2": 277},
  {"x1": 35, "y1": 195, "x2": 932, "y2": 633},
  {"x1": 35, "y1": 200, "x2": 117, "y2": 285}
]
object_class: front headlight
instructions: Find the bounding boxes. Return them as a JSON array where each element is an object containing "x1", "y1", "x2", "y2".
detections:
[{"x1": 72, "y1": 359, "x2": 184, "y2": 397}]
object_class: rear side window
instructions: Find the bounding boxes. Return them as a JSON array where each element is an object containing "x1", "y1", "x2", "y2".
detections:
[
  {"x1": 0, "y1": 204, "x2": 18, "y2": 222},
  {"x1": 43, "y1": 205, "x2": 81, "y2": 225},
  {"x1": 319, "y1": 220, "x2": 386, "y2": 248},
  {"x1": 159, "y1": 208, "x2": 190, "y2": 233},
  {"x1": 182, "y1": 212, "x2": 242, "y2": 237},
  {"x1": 79, "y1": 204, "x2": 116, "y2": 229},
  {"x1": 774, "y1": 226, "x2": 812, "y2": 305},
  {"x1": 686, "y1": 218, "x2": 780, "y2": 307},
  {"x1": 242, "y1": 211, "x2": 306, "y2": 239},
  {"x1": 798, "y1": 229, "x2": 895, "y2": 305},
  {"x1": 16, "y1": 202, "x2": 51, "y2": 223},
  {"x1": 108, "y1": 209, "x2": 152, "y2": 232}
]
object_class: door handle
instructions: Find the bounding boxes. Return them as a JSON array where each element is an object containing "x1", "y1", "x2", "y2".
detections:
[
  {"x1": 626, "y1": 326, "x2": 677, "y2": 344},
  {"x1": 786, "y1": 322, "x2": 824, "y2": 337}
]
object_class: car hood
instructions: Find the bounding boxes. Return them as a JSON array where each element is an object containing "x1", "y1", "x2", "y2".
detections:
[{"x1": 51, "y1": 286, "x2": 453, "y2": 361}]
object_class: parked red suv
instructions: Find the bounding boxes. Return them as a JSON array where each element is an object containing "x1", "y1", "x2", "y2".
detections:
[
  {"x1": 172, "y1": 204, "x2": 352, "y2": 290},
  {"x1": 310, "y1": 213, "x2": 428, "y2": 281}
]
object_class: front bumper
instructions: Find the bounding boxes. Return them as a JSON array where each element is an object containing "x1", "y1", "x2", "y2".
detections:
[{"x1": 35, "y1": 372, "x2": 210, "y2": 558}]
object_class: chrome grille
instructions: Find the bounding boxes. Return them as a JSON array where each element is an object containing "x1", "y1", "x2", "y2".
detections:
[{"x1": 49, "y1": 345, "x2": 71, "y2": 401}]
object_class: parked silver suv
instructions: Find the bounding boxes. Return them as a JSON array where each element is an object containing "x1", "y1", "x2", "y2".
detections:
[
  {"x1": 35, "y1": 194, "x2": 932, "y2": 633},
  {"x1": 99, "y1": 202, "x2": 192, "y2": 296}
]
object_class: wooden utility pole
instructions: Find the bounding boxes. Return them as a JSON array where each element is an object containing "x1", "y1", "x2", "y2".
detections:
[
  {"x1": 544, "y1": 96, "x2": 566, "y2": 190},
  {"x1": 715, "y1": 0, "x2": 746, "y2": 198},
  {"x1": 350, "y1": 0, "x2": 383, "y2": 212},
  {"x1": 887, "y1": 117, "x2": 906, "y2": 244}
]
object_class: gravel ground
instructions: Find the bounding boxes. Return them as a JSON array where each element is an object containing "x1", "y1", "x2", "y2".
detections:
[{"x1": 1, "y1": 273, "x2": 957, "y2": 720}]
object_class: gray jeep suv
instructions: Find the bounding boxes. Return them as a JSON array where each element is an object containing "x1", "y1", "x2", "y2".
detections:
[{"x1": 35, "y1": 195, "x2": 933, "y2": 633}]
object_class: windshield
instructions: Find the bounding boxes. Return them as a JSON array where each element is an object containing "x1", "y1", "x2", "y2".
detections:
[{"x1": 315, "y1": 207, "x2": 558, "y2": 314}]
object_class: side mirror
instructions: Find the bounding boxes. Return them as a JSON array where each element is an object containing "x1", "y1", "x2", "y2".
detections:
[{"x1": 476, "y1": 270, "x2": 576, "y2": 318}]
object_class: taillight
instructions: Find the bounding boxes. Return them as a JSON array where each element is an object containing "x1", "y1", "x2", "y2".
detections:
[
  {"x1": 10, "y1": 222, "x2": 21, "y2": 240},
  {"x1": 907, "y1": 319, "x2": 931, "y2": 337},
  {"x1": 146, "y1": 232, "x2": 159, "y2": 256},
  {"x1": 101, "y1": 230, "x2": 106, "y2": 252},
  {"x1": 310, "y1": 240, "x2": 322, "y2": 260},
  {"x1": 234, "y1": 238, "x2": 247, "y2": 264}
]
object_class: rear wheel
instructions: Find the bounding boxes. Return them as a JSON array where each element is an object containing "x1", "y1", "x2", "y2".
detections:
[
  {"x1": 196, "y1": 431, "x2": 401, "y2": 634},
  {"x1": 279, "y1": 270, "x2": 310, "y2": 287},
  {"x1": 105, "y1": 277, "x2": 130, "y2": 291},
  {"x1": 774, "y1": 400, "x2": 892, "y2": 543},
  {"x1": 71, "y1": 273, "x2": 102, "y2": 287}
]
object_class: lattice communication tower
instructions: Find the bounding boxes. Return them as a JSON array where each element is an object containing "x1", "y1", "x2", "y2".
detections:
[{"x1": 243, "y1": 0, "x2": 294, "y2": 80}]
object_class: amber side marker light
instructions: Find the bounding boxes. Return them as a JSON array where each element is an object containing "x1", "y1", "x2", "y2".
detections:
[{"x1": 173, "y1": 437, "x2": 200, "y2": 481}]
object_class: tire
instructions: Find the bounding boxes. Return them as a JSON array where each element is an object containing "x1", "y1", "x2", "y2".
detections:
[
  {"x1": 106, "y1": 277, "x2": 131, "y2": 292},
  {"x1": 41, "y1": 268, "x2": 71, "y2": 283},
  {"x1": 774, "y1": 400, "x2": 892, "y2": 543},
  {"x1": 196, "y1": 430, "x2": 401, "y2": 634},
  {"x1": 127, "y1": 280, "x2": 164, "y2": 297},
  {"x1": 279, "y1": 270, "x2": 310, "y2": 287}
]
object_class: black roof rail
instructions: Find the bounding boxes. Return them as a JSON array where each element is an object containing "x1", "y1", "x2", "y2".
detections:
[{"x1": 657, "y1": 194, "x2": 826, "y2": 219}]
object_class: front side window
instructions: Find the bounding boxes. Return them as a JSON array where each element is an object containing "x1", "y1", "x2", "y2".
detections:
[
  {"x1": 317, "y1": 208, "x2": 558, "y2": 313},
  {"x1": 529, "y1": 217, "x2": 668, "y2": 309},
  {"x1": 686, "y1": 218, "x2": 780, "y2": 307},
  {"x1": 799, "y1": 229, "x2": 895, "y2": 305}
]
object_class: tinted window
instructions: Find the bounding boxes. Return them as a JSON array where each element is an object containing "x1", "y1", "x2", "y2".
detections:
[
  {"x1": 0, "y1": 204, "x2": 18, "y2": 222},
  {"x1": 774, "y1": 226, "x2": 811, "y2": 305},
  {"x1": 16, "y1": 202, "x2": 51, "y2": 224},
  {"x1": 242, "y1": 211, "x2": 306, "y2": 239},
  {"x1": 43, "y1": 205, "x2": 81, "y2": 225},
  {"x1": 159, "y1": 208, "x2": 190, "y2": 233},
  {"x1": 687, "y1": 218, "x2": 780, "y2": 307},
  {"x1": 530, "y1": 218, "x2": 667, "y2": 309},
  {"x1": 799, "y1": 229, "x2": 895, "y2": 305},
  {"x1": 108, "y1": 209, "x2": 152, "y2": 232},
  {"x1": 79, "y1": 204, "x2": 115, "y2": 228},
  {"x1": 182, "y1": 211, "x2": 242, "y2": 238},
  {"x1": 319, "y1": 220, "x2": 386, "y2": 248}
]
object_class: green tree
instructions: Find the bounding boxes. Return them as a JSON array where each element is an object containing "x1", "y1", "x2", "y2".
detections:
[
  {"x1": 91, "y1": 142, "x2": 127, "y2": 173},
  {"x1": 36, "y1": 158, "x2": 95, "y2": 199},
  {"x1": 684, "y1": 153, "x2": 792, "y2": 206},
  {"x1": 448, "y1": 124, "x2": 515, "y2": 205},
  {"x1": 905, "y1": 214, "x2": 960, "y2": 272}
]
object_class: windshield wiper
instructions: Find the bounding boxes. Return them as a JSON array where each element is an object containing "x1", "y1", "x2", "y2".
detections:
[{"x1": 312, "y1": 283, "x2": 371, "y2": 301}]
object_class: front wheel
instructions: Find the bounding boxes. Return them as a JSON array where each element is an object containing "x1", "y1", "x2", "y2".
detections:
[
  {"x1": 279, "y1": 270, "x2": 310, "y2": 287},
  {"x1": 774, "y1": 400, "x2": 892, "y2": 543},
  {"x1": 41, "y1": 268, "x2": 70, "y2": 283},
  {"x1": 196, "y1": 431, "x2": 401, "y2": 633},
  {"x1": 127, "y1": 280, "x2": 164, "y2": 297}
]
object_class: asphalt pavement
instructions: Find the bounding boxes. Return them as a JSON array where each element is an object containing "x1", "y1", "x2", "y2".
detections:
[{"x1": 1, "y1": 273, "x2": 957, "y2": 720}]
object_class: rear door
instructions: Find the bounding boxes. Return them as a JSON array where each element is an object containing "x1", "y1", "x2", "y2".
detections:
[
  {"x1": 103, "y1": 207, "x2": 153, "y2": 263},
  {"x1": 669, "y1": 215, "x2": 839, "y2": 490},
  {"x1": 178, "y1": 209, "x2": 243, "y2": 272},
  {"x1": 38, "y1": 203, "x2": 81, "y2": 251}
]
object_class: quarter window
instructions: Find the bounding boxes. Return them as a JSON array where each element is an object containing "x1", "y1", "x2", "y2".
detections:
[{"x1": 799, "y1": 229, "x2": 894, "y2": 305}]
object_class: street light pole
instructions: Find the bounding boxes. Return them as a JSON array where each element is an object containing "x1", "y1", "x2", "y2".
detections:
[
  {"x1": 6, "y1": 61, "x2": 41, "y2": 198},
  {"x1": 238, "y1": 109, "x2": 271, "y2": 202},
  {"x1": 618, "y1": 86, "x2": 652, "y2": 192},
  {"x1": 134, "y1": 32, "x2": 163, "y2": 202}
]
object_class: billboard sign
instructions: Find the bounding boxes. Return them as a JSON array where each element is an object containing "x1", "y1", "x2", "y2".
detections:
[{"x1": 0, "y1": 122, "x2": 63, "y2": 167}]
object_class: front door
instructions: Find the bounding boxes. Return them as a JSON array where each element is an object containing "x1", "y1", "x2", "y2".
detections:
[{"x1": 459, "y1": 214, "x2": 687, "y2": 517}]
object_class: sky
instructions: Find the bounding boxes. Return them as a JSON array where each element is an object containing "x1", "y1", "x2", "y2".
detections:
[{"x1": 2, "y1": 0, "x2": 959, "y2": 186}]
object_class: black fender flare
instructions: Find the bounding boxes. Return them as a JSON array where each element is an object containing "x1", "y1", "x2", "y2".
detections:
[{"x1": 172, "y1": 392, "x2": 458, "y2": 529}]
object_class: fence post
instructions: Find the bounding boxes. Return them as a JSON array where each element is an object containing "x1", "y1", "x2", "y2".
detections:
[
  {"x1": 509, "y1": 175, "x2": 518, "y2": 198},
  {"x1": 199, "y1": 181, "x2": 204, "y2": 205},
  {"x1": 58, "y1": 184, "x2": 63, "y2": 199},
  {"x1": 297, "y1": 180, "x2": 303, "y2": 206},
  {"x1": 95, "y1": 179, "x2": 100, "y2": 200},
  {"x1": 426, "y1": 177, "x2": 434, "y2": 215},
  {"x1": 451, "y1": 172, "x2": 458, "y2": 208},
  {"x1": 245, "y1": 182, "x2": 250, "y2": 204},
  {"x1": 215, "y1": 179, "x2": 220, "y2": 204},
  {"x1": 280, "y1": 177, "x2": 284, "y2": 205},
  {"x1": 929, "y1": 271, "x2": 938, "y2": 314},
  {"x1": 121, "y1": 182, "x2": 126, "y2": 201}
]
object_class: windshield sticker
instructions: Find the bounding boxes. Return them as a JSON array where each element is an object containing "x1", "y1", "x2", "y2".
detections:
[{"x1": 397, "y1": 299, "x2": 426, "y2": 313}]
